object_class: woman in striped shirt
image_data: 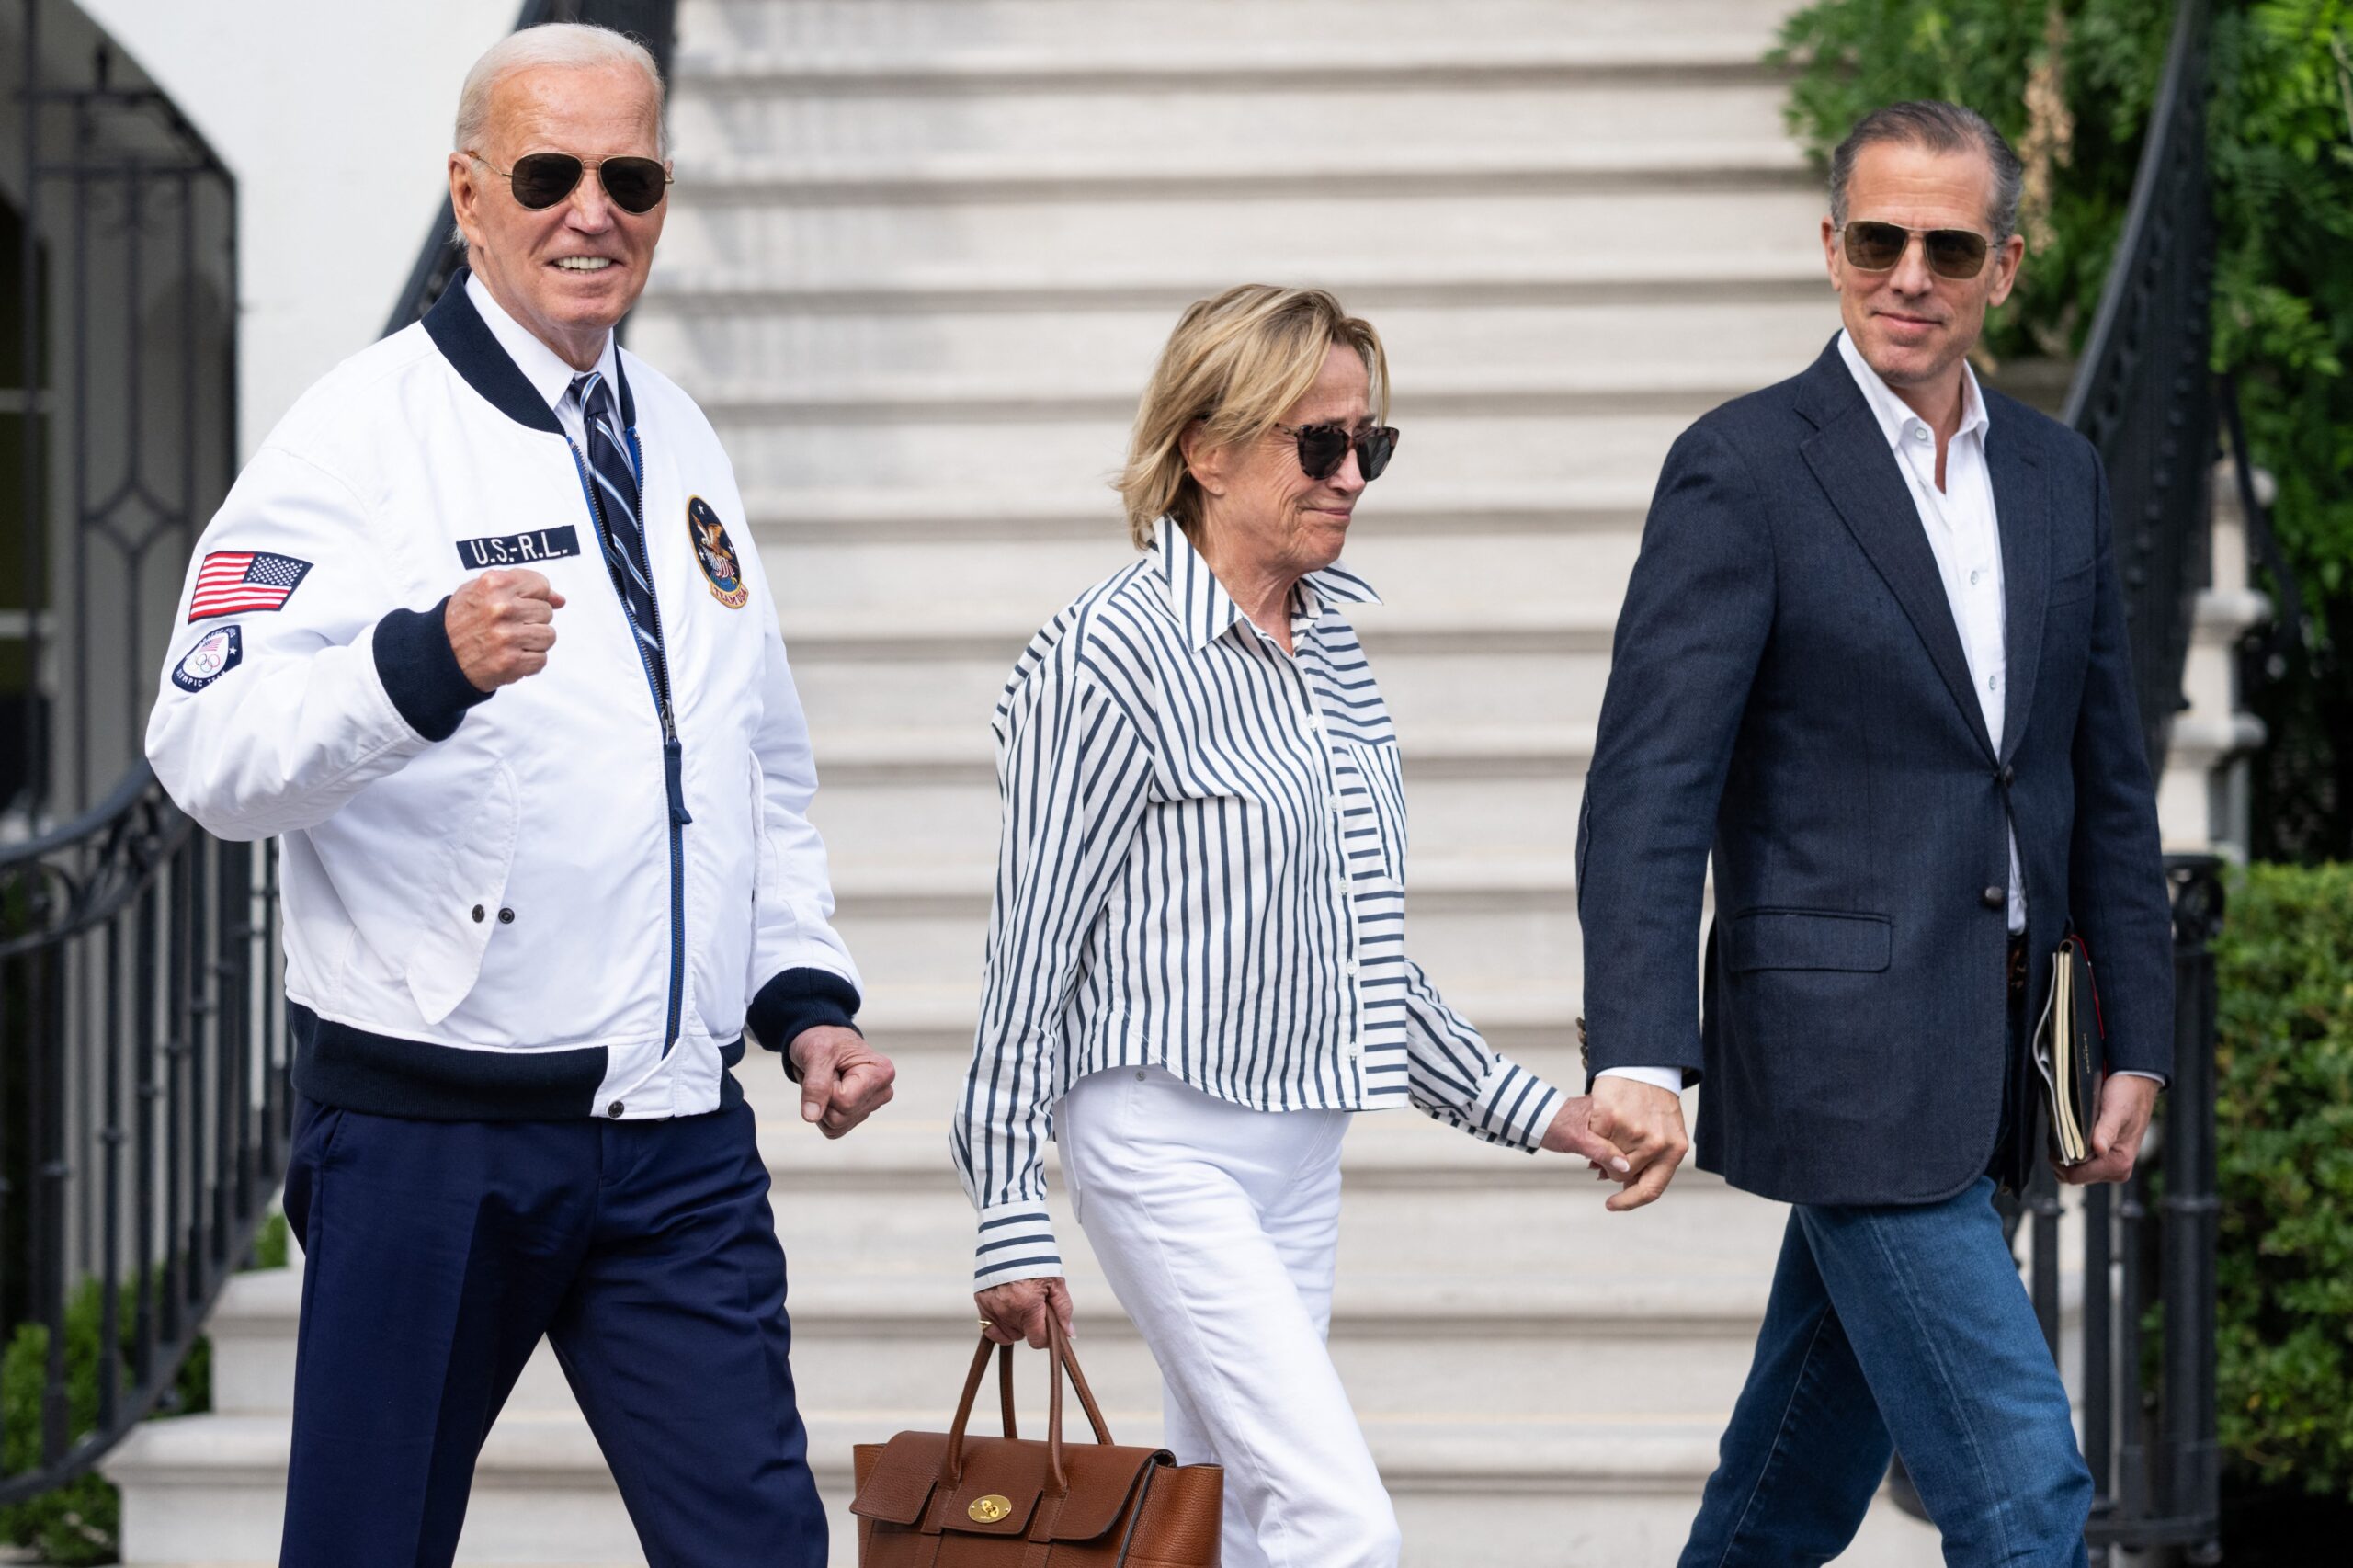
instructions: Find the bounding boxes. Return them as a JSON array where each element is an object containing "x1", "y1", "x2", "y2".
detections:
[{"x1": 953, "y1": 285, "x2": 1631, "y2": 1568}]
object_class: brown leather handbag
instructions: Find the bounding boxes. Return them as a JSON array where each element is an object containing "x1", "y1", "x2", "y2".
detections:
[{"x1": 850, "y1": 1318, "x2": 1222, "y2": 1567}]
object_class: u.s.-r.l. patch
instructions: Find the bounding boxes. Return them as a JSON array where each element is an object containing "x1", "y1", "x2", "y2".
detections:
[
  {"x1": 455, "y1": 526, "x2": 581, "y2": 569},
  {"x1": 171, "y1": 624, "x2": 243, "y2": 692},
  {"x1": 687, "y1": 496, "x2": 749, "y2": 608}
]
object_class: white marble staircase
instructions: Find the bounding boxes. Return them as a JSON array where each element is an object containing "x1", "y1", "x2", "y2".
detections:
[{"x1": 107, "y1": 2, "x2": 1945, "y2": 1562}]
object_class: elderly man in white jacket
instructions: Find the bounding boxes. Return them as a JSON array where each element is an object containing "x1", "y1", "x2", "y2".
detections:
[{"x1": 143, "y1": 25, "x2": 889, "y2": 1568}]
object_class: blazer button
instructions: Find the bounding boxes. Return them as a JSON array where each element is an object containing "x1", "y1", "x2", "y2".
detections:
[
  {"x1": 471, "y1": 904, "x2": 485, "y2": 923},
  {"x1": 1982, "y1": 885, "x2": 2006, "y2": 910},
  {"x1": 1998, "y1": 765, "x2": 2016, "y2": 787},
  {"x1": 497, "y1": 907, "x2": 516, "y2": 924}
]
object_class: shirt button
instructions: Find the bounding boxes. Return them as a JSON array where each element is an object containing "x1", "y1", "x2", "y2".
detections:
[
  {"x1": 1969, "y1": 569, "x2": 1982, "y2": 585},
  {"x1": 1912, "y1": 426, "x2": 1930, "y2": 442},
  {"x1": 607, "y1": 1100, "x2": 625, "y2": 1119},
  {"x1": 1305, "y1": 713, "x2": 1324, "y2": 730},
  {"x1": 1987, "y1": 674, "x2": 2001, "y2": 692},
  {"x1": 471, "y1": 904, "x2": 485, "y2": 923},
  {"x1": 1982, "y1": 885, "x2": 2006, "y2": 910},
  {"x1": 497, "y1": 907, "x2": 516, "y2": 925}
]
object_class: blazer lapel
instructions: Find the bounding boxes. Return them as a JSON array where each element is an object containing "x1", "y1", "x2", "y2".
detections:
[
  {"x1": 1795, "y1": 345, "x2": 1995, "y2": 760},
  {"x1": 1990, "y1": 417, "x2": 2049, "y2": 764}
]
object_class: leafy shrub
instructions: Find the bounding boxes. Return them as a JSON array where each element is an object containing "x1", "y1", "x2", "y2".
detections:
[
  {"x1": 0, "y1": 1278, "x2": 207, "y2": 1565},
  {"x1": 0, "y1": 1210, "x2": 284, "y2": 1565},
  {"x1": 2213, "y1": 862, "x2": 2353, "y2": 1498}
]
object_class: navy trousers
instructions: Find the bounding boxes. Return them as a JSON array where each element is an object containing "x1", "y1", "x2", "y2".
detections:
[{"x1": 278, "y1": 1094, "x2": 825, "y2": 1568}]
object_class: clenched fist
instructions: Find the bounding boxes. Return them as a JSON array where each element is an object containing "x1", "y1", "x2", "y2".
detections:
[{"x1": 447, "y1": 569, "x2": 564, "y2": 691}]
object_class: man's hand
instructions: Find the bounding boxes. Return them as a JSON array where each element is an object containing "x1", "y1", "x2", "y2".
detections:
[
  {"x1": 1540, "y1": 1096, "x2": 1634, "y2": 1176},
  {"x1": 976, "y1": 1277, "x2": 1074, "y2": 1349},
  {"x1": 2058, "y1": 1073, "x2": 2161, "y2": 1186},
  {"x1": 447, "y1": 568, "x2": 564, "y2": 691},
  {"x1": 1589, "y1": 1075, "x2": 1690, "y2": 1212},
  {"x1": 788, "y1": 1026, "x2": 894, "y2": 1139}
]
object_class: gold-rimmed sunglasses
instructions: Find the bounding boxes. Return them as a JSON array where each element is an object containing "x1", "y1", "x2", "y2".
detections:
[
  {"x1": 1836, "y1": 221, "x2": 1995, "y2": 280},
  {"x1": 466, "y1": 151, "x2": 672, "y2": 215}
]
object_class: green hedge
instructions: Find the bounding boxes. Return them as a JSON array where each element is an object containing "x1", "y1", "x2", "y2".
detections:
[
  {"x1": 0, "y1": 1214, "x2": 285, "y2": 1564},
  {"x1": 2215, "y1": 862, "x2": 2353, "y2": 1498}
]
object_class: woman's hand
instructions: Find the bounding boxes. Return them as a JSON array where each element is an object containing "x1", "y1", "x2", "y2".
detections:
[
  {"x1": 1541, "y1": 1094, "x2": 1636, "y2": 1174},
  {"x1": 977, "y1": 1277, "x2": 1074, "y2": 1349}
]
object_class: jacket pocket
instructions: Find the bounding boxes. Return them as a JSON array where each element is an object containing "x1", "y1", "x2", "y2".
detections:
[
  {"x1": 401, "y1": 758, "x2": 520, "y2": 1024},
  {"x1": 1725, "y1": 908, "x2": 1892, "y2": 973}
]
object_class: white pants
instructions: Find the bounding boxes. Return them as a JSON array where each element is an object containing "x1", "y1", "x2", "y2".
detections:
[{"x1": 1059, "y1": 1066, "x2": 1401, "y2": 1568}]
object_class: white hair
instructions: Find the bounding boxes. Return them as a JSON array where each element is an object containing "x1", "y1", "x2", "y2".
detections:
[{"x1": 454, "y1": 22, "x2": 666, "y2": 159}]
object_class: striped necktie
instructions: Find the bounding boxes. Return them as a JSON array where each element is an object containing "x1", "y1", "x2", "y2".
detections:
[{"x1": 572, "y1": 370, "x2": 665, "y2": 688}]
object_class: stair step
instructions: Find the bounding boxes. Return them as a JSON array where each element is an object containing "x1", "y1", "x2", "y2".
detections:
[
  {"x1": 710, "y1": 400, "x2": 1714, "y2": 505},
  {"x1": 106, "y1": 1407, "x2": 1941, "y2": 1567},
  {"x1": 735, "y1": 479, "x2": 1660, "y2": 541},
  {"x1": 650, "y1": 187, "x2": 1827, "y2": 294},
  {"x1": 628, "y1": 298, "x2": 1836, "y2": 415},
  {"x1": 673, "y1": 0, "x2": 1800, "y2": 73},
  {"x1": 668, "y1": 96, "x2": 1801, "y2": 197},
  {"x1": 208, "y1": 1254, "x2": 1784, "y2": 1425},
  {"x1": 782, "y1": 608, "x2": 1617, "y2": 740}
]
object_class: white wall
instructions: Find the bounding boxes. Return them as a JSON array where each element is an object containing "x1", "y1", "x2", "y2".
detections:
[{"x1": 77, "y1": 1, "x2": 517, "y2": 453}]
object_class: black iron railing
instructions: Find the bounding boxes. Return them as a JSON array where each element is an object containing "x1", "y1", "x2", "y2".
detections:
[
  {"x1": 0, "y1": 772, "x2": 285, "y2": 1505},
  {"x1": 2, "y1": 0, "x2": 259, "y2": 1506},
  {"x1": 2025, "y1": 0, "x2": 2223, "y2": 1559},
  {"x1": 382, "y1": 0, "x2": 682, "y2": 336}
]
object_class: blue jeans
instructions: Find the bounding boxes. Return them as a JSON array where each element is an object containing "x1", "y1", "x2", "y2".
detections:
[{"x1": 1678, "y1": 1176, "x2": 2092, "y2": 1567}]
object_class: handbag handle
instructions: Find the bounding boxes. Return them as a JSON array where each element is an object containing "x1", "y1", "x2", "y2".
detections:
[{"x1": 943, "y1": 1316, "x2": 1115, "y2": 1494}]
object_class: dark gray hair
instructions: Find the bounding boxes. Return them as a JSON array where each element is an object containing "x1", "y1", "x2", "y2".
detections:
[{"x1": 1829, "y1": 100, "x2": 2025, "y2": 242}]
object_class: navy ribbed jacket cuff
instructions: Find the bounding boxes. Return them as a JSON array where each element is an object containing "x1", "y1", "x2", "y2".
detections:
[
  {"x1": 750, "y1": 967, "x2": 863, "y2": 1082},
  {"x1": 374, "y1": 597, "x2": 490, "y2": 742}
]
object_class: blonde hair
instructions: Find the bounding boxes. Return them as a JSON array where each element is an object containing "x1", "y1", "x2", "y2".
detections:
[{"x1": 1117, "y1": 285, "x2": 1390, "y2": 551}]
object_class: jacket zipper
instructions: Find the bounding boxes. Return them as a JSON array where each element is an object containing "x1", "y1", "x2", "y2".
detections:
[{"x1": 564, "y1": 434, "x2": 691, "y2": 1057}]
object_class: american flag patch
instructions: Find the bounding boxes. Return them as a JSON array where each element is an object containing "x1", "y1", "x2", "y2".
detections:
[{"x1": 189, "y1": 551, "x2": 312, "y2": 619}]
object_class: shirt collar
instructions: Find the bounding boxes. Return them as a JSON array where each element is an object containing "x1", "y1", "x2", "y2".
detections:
[
  {"x1": 1152, "y1": 517, "x2": 1381, "y2": 653},
  {"x1": 464, "y1": 271, "x2": 617, "y2": 418},
  {"x1": 1835, "y1": 327, "x2": 1990, "y2": 455}
]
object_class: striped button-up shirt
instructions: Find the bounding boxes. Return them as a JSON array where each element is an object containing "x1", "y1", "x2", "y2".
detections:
[{"x1": 953, "y1": 520, "x2": 1564, "y2": 1289}]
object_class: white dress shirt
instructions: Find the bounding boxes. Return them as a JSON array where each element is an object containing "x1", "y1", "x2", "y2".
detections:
[
  {"x1": 1836, "y1": 329, "x2": 2023, "y2": 934},
  {"x1": 465, "y1": 271, "x2": 618, "y2": 443}
]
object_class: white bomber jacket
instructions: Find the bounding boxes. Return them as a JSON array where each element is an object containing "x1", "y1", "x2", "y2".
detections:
[{"x1": 145, "y1": 273, "x2": 861, "y2": 1121}]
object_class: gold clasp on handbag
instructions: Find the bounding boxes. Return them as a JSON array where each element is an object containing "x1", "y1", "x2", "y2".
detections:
[{"x1": 968, "y1": 1494, "x2": 1012, "y2": 1524}]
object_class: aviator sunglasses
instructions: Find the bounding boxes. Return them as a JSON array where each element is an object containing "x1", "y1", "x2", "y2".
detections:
[
  {"x1": 468, "y1": 151, "x2": 673, "y2": 215},
  {"x1": 1274, "y1": 422, "x2": 1400, "y2": 483},
  {"x1": 1837, "y1": 220, "x2": 1994, "y2": 280}
]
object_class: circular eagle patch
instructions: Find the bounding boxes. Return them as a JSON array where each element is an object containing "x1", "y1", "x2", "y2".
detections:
[{"x1": 688, "y1": 496, "x2": 749, "y2": 609}]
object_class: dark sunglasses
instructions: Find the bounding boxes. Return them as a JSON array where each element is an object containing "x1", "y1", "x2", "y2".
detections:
[
  {"x1": 469, "y1": 151, "x2": 672, "y2": 215},
  {"x1": 1274, "y1": 422, "x2": 1399, "y2": 483},
  {"x1": 1838, "y1": 220, "x2": 1993, "y2": 280}
]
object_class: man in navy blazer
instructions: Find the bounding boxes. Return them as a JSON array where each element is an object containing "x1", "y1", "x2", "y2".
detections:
[{"x1": 1574, "y1": 102, "x2": 2175, "y2": 1565}]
